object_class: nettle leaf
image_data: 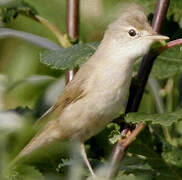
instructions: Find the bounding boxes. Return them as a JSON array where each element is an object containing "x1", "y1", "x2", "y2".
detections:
[
  {"x1": 40, "y1": 42, "x2": 99, "y2": 70},
  {"x1": 162, "y1": 143, "x2": 182, "y2": 168},
  {"x1": 152, "y1": 45, "x2": 182, "y2": 79},
  {"x1": 125, "y1": 108, "x2": 182, "y2": 126},
  {"x1": 4, "y1": 165, "x2": 44, "y2": 180},
  {"x1": 0, "y1": 0, "x2": 38, "y2": 23}
]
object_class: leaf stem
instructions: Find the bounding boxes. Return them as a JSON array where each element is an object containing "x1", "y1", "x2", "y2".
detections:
[
  {"x1": 148, "y1": 78, "x2": 173, "y2": 144},
  {"x1": 148, "y1": 78, "x2": 164, "y2": 114},
  {"x1": 166, "y1": 78, "x2": 174, "y2": 112},
  {"x1": 35, "y1": 15, "x2": 71, "y2": 48}
]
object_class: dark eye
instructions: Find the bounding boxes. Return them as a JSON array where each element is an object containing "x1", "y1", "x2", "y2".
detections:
[{"x1": 128, "y1": 29, "x2": 136, "y2": 37}]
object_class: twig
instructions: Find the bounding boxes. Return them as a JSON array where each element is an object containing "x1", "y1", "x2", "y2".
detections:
[
  {"x1": 66, "y1": 0, "x2": 79, "y2": 83},
  {"x1": 108, "y1": 123, "x2": 146, "y2": 178},
  {"x1": 165, "y1": 38, "x2": 182, "y2": 49},
  {"x1": 107, "y1": 0, "x2": 171, "y2": 178},
  {"x1": 35, "y1": 15, "x2": 71, "y2": 48},
  {"x1": 148, "y1": 78, "x2": 164, "y2": 114},
  {"x1": 0, "y1": 28, "x2": 61, "y2": 50}
]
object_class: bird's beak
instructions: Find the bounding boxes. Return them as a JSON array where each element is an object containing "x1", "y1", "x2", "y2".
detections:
[{"x1": 148, "y1": 33, "x2": 169, "y2": 41}]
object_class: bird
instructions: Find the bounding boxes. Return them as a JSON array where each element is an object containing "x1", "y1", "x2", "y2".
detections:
[{"x1": 11, "y1": 5, "x2": 169, "y2": 177}]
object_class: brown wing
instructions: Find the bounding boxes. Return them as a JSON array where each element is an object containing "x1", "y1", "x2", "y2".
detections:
[
  {"x1": 35, "y1": 75, "x2": 86, "y2": 128},
  {"x1": 14, "y1": 73, "x2": 88, "y2": 162}
]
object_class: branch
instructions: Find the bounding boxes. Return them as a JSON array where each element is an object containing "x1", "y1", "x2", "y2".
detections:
[
  {"x1": 165, "y1": 38, "x2": 182, "y2": 49},
  {"x1": 107, "y1": 0, "x2": 171, "y2": 178},
  {"x1": 0, "y1": 28, "x2": 61, "y2": 50},
  {"x1": 66, "y1": 0, "x2": 79, "y2": 83}
]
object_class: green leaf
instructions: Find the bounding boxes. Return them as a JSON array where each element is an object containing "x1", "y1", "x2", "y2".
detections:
[
  {"x1": 122, "y1": 129, "x2": 182, "y2": 180},
  {"x1": 6, "y1": 75, "x2": 55, "y2": 108},
  {"x1": 152, "y1": 45, "x2": 182, "y2": 79},
  {"x1": 4, "y1": 165, "x2": 44, "y2": 180},
  {"x1": 133, "y1": 45, "x2": 182, "y2": 80},
  {"x1": 40, "y1": 42, "x2": 99, "y2": 70},
  {"x1": 0, "y1": 0, "x2": 38, "y2": 23},
  {"x1": 125, "y1": 109, "x2": 182, "y2": 126}
]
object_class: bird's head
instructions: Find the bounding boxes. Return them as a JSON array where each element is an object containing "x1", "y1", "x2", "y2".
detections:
[{"x1": 104, "y1": 4, "x2": 169, "y2": 59}]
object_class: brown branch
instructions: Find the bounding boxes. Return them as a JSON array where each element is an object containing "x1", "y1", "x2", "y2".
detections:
[
  {"x1": 107, "y1": 123, "x2": 146, "y2": 178},
  {"x1": 66, "y1": 0, "x2": 79, "y2": 83},
  {"x1": 107, "y1": 0, "x2": 171, "y2": 178},
  {"x1": 165, "y1": 38, "x2": 182, "y2": 49},
  {"x1": 152, "y1": 0, "x2": 170, "y2": 33}
]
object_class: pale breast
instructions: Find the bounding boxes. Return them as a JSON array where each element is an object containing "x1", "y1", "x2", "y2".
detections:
[{"x1": 57, "y1": 67, "x2": 132, "y2": 142}]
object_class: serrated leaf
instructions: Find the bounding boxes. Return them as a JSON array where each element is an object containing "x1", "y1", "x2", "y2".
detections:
[
  {"x1": 4, "y1": 165, "x2": 44, "y2": 180},
  {"x1": 125, "y1": 109, "x2": 182, "y2": 126},
  {"x1": 40, "y1": 42, "x2": 99, "y2": 70}
]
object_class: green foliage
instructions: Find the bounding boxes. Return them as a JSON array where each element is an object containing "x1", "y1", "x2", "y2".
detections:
[
  {"x1": 152, "y1": 45, "x2": 182, "y2": 79},
  {"x1": 4, "y1": 165, "x2": 44, "y2": 180},
  {"x1": 135, "y1": 0, "x2": 182, "y2": 22},
  {"x1": 125, "y1": 108, "x2": 182, "y2": 126},
  {"x1": 0, "y1": 0, "x2": 38, "y2": 23},
  {"x1": 40, "y1": 42, "x2": 99, "y2": 70},
  {"x1": 121, "y1": 129, "x2": 182, "y2": 180},
  {"x1": 1, "y1": 0, "x2": 182, "y2": 179}
]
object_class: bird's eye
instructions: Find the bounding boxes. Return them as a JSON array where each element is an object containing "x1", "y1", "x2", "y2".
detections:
[{"x1": 128, "y1": 29, "x2": 136, "y2": 37}]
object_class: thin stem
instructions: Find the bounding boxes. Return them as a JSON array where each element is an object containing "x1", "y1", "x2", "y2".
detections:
[
  {"x1": 148, "y1": 78, "x2": 164, "y2": 114},
  {"x1": 166, "y1": 78, "x2": 174, "y2": 112},
  {"x1": 148, "y1": 78, "x2": 172, "y2": 143},
  {"x1": 0, "y1": 28, "x2": 61, "y2": 50},
  {"x1": 66, "y1": 0, "x2": 79, "y2": 83},
  {"x1": 35, "y1": 15, "x2": 71, "y2": 48},
  {"x1": 166, "y1": 38, "x2": 182, "y2": 49}
]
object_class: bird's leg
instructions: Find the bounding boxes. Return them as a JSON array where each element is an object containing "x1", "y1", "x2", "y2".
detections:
[{"x1": 80, "y1": 143, "x2": 96, "y2": 177}]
